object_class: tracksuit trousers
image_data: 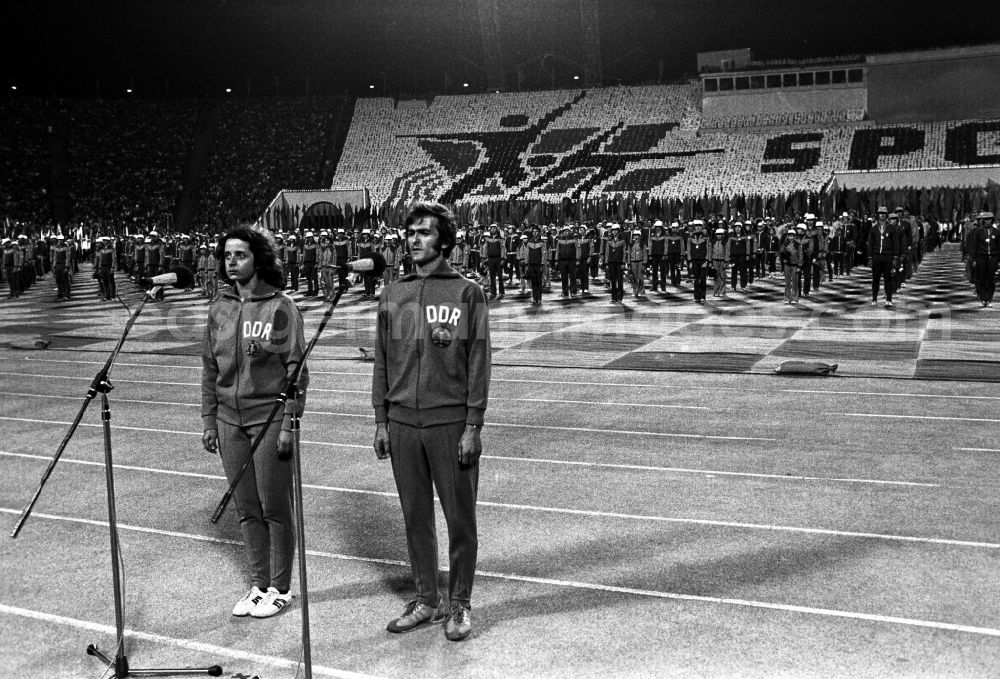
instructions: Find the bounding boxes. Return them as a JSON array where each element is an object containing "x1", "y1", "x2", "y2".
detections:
[
  {"x1": 218, "y1": 419, "x2": 295, "y2": 592},
  {"x1": 389, "y1": 419, "x2": 478, "y2": 608}
]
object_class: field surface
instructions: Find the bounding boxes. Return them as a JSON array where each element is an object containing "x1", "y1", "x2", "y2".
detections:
[{"x1": 1, "y1": 243, "x2": 998, "y2": 678}]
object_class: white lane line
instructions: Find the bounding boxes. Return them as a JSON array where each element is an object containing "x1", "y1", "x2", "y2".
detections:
[
  {"x1": 489, "y1": 455, "x2": 940, "y2": 487},
  {"x1": 0, "y1": 455, "x2": 982, "y2": 548},
  {"x1": 0, "y1": 449, "x2": 938, "y2": 489},
  {"x1": 0, "y1": 451, "x2": 400, "y2": 498},
  {"x1": 14, "y1": 360, "x2": 1000, "y2": 401},
  {"x1": 0, "y1": 417, "x2": 353, "y2": 449},
  {"x1": 0, "y1": 372, "x2": 199, "y2": 387},
  {"x1": 491, "y1": 421, "x2": 776, "y2": 441},
  {"x1": 0, "y1": 414, "x2": 775, "y2": 442},
  {"x1": 836, "y1": 413, "x2": 1000, "y2": 424},
  {"x1": 778, "y1": 389, "x2": 1000, "y2": 402},
  {"x1": 469, "y1": 571, "x2": 1000, "y2": 639},
  {"x1": 0, "y1": 603, "x2": 384, "y2": 679},
  {"x1": 490, "y1": 377, "x2": 1000, "y2": 400},
  {"x1": 0, "y1": 390, "x2": 707, "y2": 411},
  {"x1": 953, "y1": 447, "x2": 1000, "y2": 453},
  {"x1": 493, "y1": 397, "x2": 709, "y2": 410},
  {"x1": 5, "y1": 508, "x2": 1000, "y2": 639}
]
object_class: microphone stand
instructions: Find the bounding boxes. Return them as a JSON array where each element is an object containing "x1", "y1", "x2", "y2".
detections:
[
  {"x1": 11, "y1": 293, "x2": 223, "y2": 678},
  {"x1": 211, "y1": 283, "x2": 350, "y2": 679},
  {"x1": 288, "y1": 387, "x2": 313, "y2": 679}
]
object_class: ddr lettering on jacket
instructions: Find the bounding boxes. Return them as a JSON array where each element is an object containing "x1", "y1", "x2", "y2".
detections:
[
  {"x1": 372, "y1": 259, "x2": 491, "y2": 428},
  {"x1": 202, "y1": 283, "x2": 308, "y2": 429}
]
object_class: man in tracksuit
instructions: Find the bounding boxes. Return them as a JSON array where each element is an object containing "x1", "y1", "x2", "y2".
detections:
[
  {"x1": 868, "y1": 206, "x2": 901, "y2": 308},
  {"x1": 51, "y1": 235, "x2": 73, "y2": 299},
  {"x1": 556, "y1": 226, "x2": 579, "y2": 298},
  {"x1": 602, "y1": 224, "x2": 626, "y2": 303},
  {"x1": 481, "y1": 223, "x2": 506, "y2": 299},
  {"x1": 373, "y1": 201, "x2": 491, "y2": 643},
  {"x1": 522, "y1": 226, "x2": 547, "y2": 305},
  {"x1": 968, "y1": 211, "x2": 1000, "y2": 307},
  {"x1": 647, "y1": 220, "x2": 667, "y2": 291},
  {"x1": 686, "y1": 220, "x2": 709, "y2": 304}
]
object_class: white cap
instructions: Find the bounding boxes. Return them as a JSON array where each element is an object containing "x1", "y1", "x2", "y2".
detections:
[
  {"x1": 715, "y1": 227, "x2": 725, "y2": 234},
  {"x1": 816, "y1": 220, "x2": 825, "y2": 228},
  {"x1": 632, "y1": 229, "x2": 641, "y2": 235},
  {"x1": 804, "y1": 213, "x2": 816, "y2": 221},
  {"x1": 304, "y1": 231, "x2": 314, "y2": 238},
  {"x1": 361, "y1": 229, "x2": 371, "y2": 235},
  {"x1": 149, "y1": 231, "x2": 159, "y2": 237},
  {"x1": 691, "y1": 219, "x2": 704, "y2": 226},
  {"x1": 1, "y1": 238, "x2": 10, "y2": 245},
  {"x1": 653, "y1": 220, "x2": 663, "y2": 227}
]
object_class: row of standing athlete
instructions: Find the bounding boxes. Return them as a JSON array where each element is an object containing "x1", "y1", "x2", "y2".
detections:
[{"x1": 458, "y1": 218, "x2": 863, "y2": 306}]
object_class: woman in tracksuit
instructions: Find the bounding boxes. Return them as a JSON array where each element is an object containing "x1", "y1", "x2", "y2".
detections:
[
  {"x1": 201, "y1": 225, "x2": 308, "y2": 619},
  {"x1": 372, "y1": 201, "x2": 491, "y2": 642}
]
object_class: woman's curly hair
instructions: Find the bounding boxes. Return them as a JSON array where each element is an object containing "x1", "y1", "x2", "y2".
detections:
[{"x1": 215, "y1": 225, "x2": 284, "y2": 289}]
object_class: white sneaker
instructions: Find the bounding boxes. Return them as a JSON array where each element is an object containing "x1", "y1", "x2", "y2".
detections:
[
  {"x1": 251, "y1": 587, "x2": 293, "y2": 618},
  {"x1": 232, "y1": 586, "x2": 267, "y2": 617}
]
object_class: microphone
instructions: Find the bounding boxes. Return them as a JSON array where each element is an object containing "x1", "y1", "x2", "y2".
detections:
[
  {"x1": 342, "y1": 253, "x2": 386, "y2": 278},
  {"x1": 140, "y1": 265, "x2": 195, "y2": 299}
]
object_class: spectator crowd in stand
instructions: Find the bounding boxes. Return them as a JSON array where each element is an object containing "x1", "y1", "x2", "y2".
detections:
[
  {"x1": 196, "y1": 98, "x2": 336, "y2": 228},
  {"x1": 1, "y1": 87, "x2": 998, "y2": 312},
  {"x1": 0, "y1": 96, "x2": 344, "y2": 241}
]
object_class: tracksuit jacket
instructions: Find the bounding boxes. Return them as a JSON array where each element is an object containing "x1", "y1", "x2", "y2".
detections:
[
  {"x1": 372, "y1": 258, "x2": 491, "y2": 428},
  {"x1": 202, "y1": 283, "x2": 308, "y2": 430}
]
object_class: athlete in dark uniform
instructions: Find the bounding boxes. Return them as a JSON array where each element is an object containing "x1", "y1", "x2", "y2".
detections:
[
  {"x1": 602, "y1": 224, "x2": 626, "y2": 304},
  {"x1": 373, "y1": 201, "x2": 491, "y2": 643},
  {"x1": 686, "y1": 220, "x2": 708, "y2": 304}
]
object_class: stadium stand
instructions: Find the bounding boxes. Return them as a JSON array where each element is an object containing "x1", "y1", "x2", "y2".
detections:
[
  {"x1": 0, "y1": 97, "x2": 348, "y2": 234},
  {"x1": 0, "y1": 100, "x2": 56, "y2": 224},
  {"x1": 196, "y1": 97, "x2": 339, "y2": 227},
  {"x1": 1, "y1": 85, "x2": 997, "y2": 235},
  {"x1": 65, "y1": 99, "x2": 196, "y2": 229},
  {"x1": 331, "y1": 83, "x2": 1000, "y2": 211}
]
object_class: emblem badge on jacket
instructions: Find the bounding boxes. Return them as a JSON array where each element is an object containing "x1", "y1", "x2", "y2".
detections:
[{"x1": 426, "y1": 304, "x2": 461, "y2": 348}]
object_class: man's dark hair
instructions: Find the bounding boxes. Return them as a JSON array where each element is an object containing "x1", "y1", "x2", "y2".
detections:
[
  {"x1": 404, "y1": 201, "x2": 456, "y2": 258},
  {"x1": 215, "y1": 225, "x2": 284, "y2": 289}
]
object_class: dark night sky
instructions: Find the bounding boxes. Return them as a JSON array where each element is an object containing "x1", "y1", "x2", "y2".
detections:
[{"x1": 3, "y1": 0, "x2": 997, "y2": 98}]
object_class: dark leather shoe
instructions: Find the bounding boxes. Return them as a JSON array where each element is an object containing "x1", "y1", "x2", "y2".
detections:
[
  {"x1": 445, "y1": 604, "x2": 472, "y2": 641},
  {"x1": 386, "y1": 601, "x2": 442, "y2": 633}
]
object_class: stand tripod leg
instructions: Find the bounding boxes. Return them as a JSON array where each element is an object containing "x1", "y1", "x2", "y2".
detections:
[
  {"x1": 290, "y1": 400, "x2": 313, "y2": 678},
  {"x1": 100, "y1": 391, "x2": 129, "y2": 678},
  {"x1": 89, "y1": 396, "x2": 223, "y2": 678}
]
